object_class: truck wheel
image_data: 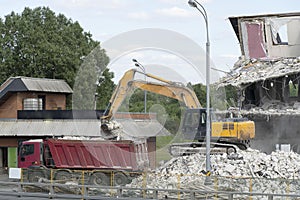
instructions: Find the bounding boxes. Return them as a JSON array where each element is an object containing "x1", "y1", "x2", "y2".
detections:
[
  {"x1": 89, "y1": 172, "x2": 109, "y2": 186},
  {"x1": 28, "y1": 171, "x2": 44, "y2": 182},
  {"x1": 113, "y1": 172, "x2": 128, "y2": 186},
  {"x1": 55, "y1": 170, "x2": 72, "y2": 182}
]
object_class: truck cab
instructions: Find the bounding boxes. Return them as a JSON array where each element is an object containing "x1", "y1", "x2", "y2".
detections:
[{"x1": 18, "y1": 140, "x2": 43, "y2": 168}]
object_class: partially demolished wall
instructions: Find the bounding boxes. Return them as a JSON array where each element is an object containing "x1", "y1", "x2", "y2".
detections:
[
  {"x1": 245, "y1": 114, "x2": 300, "y2": 153},
  {"x1": 218, "y1": 57, "x2": 300, "y2": 153},
  {"x1": 217, "y1": 12, "x2": 300, "y2": 153}
]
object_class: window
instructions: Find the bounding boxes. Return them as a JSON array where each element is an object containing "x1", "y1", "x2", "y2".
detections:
[
  {"x1": 275, "y1": 24, "x2": 288, "y2": 45},
  {"x1": 201, "y1": 112, "x2": 206, "y2": 125},
  {"x1": 222, "y1": 123, "x2": 234, "y2": 130},
  {"x1": 20, "y1": 144, "x2": 34, "y2": 156},
  {"x1": 270, "y1": 18, "x2": 289, "y2": 45},
  {"x1": 185, "y1": 112, "x2": 199, "y2": 126}
]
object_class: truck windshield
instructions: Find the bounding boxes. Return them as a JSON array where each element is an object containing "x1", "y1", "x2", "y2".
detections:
[{"x1": 20, "y1": 144, "x2": 34, "y2": 156}]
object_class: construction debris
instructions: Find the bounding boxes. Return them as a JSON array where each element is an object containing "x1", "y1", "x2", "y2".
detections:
[
  {"x1": 219, "y1": 106, "x2": 300, "y2": 118},
  {"x1": 240, "y1": 107, "x2": 300, "y2": 117},
  {"x1": 216, "y1": 56, "x2": 300, "y2": 117},
  {"x1": 218, "y1": 56, "x2": 300, "y2": 88},
  {"x1": 214, "y1": 13, "x2": 300, "y2": 158},
  {"x1": 127, "y1": 149, "x2": 300, "y2": 198},
  {"x1": 212, "y1": 149, "x2": 300, "y2": 179}
]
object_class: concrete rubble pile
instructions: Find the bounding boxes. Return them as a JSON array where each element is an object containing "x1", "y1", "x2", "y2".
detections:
[
  {"x1": 218, "y1": 56, "x2": 300, "y2": 87},
  {"x1": 216, "y1": 56, "x2": 300, "y2": 117},
  {"x1": 127, "y1": 148, "x2": 300, "y2": 197},
  {"x1": 239, "y1": 107, "x2": 300, "y2": 117},
  {"x1": 212, "y1": 149, "x2": 300, "y2": 179}
]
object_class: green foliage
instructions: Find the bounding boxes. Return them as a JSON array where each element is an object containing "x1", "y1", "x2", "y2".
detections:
[
  {"x1": 192, "y1": 83, "x2": 234, "y2": 110},
  {"x1": 72, "y1": 46, "x2": 110, "y2": 110},
  {"x1": 127, "y1": 89, "x2": 188, "y2": 134},
  {"x1": 289, "y1": 82, "x2": 298, "y2": 97},
  {"x1": 96, "y1": 68, "x2": 115, "y2": 110},
  {"x1": 224, "y1": 85, "x2": 239, "y2": 107},
  {"x1": 156, "y1": 135, "x2": 174, "y2": 162},
  {"x1": 0, "y1": 7, "x2": 97, "y2": 88},
  {"x1": 191, "y1": 83, "x2": 206, "y2": 107},
  {"x1": 0, "y1": 7, "x2": 110, "y2": 109}
]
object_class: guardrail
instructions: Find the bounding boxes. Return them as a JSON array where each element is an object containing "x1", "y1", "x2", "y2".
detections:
[
  {"x1": 12, "y1": 168, "x2": 300, "y2": 199},
  {"x1": 1, "y1": 180, "x2": 300, "y2": 199}
]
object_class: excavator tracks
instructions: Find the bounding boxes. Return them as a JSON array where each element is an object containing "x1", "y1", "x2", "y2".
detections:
[{"x1": 169, "y1": 142, "x2": 241, "y2": 157}]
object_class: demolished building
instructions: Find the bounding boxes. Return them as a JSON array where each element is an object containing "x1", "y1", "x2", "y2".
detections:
[{"x1": 218, "y1": 12, "x2": 300, "y2": 153}]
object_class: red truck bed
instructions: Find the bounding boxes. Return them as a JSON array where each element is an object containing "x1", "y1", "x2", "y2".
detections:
[{"x1": 46, "y1": 139, "x2": 147, "y2": 171}]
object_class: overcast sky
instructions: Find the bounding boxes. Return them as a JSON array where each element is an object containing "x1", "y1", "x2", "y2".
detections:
[{"x1": 1, "y1": 0, "x2": 299, "y2": 83}]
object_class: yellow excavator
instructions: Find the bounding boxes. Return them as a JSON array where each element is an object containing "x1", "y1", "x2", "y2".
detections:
[{"x1": 101, "y1": 69, "x2": 255, "y2": 156}]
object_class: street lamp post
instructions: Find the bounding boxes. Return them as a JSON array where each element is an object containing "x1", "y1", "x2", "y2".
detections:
[
  {"x1": 188, "y1": 0, "x2": 212, "y2": 185},
  {"x1": 132, "y1": 59, "x2": 147, "y2": 113}
]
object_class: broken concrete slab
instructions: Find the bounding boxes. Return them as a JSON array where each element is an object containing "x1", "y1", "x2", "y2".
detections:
[
  {"x1": 126, "y1": 148, "x2": 300, "y2": 198},
  {"x1": 218, "y1": 57, "x2": 300, "y2": 88}
]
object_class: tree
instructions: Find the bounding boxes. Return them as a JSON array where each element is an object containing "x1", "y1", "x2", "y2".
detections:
[
  {"x1": 96, "y1": 68, "x2": 115, "y2": 110},
  {"x1": 72, "y1": 46, "x2": 110, "y2": 110},
  {"x1": 127, "y1": 89, "x2": 184, "y2": 134},
  {"x1": 0, "y1": 7, "x2": 111, "y2": 109},
  {"x1": 0, "y1": 6, "x2": 104, "y2": 88},
  {"x1": 224, "y1": 85, "x2": 239, "y2": 107},
  {"x1": 191, "y1": 83, "x2": 206, "y2": 107}
]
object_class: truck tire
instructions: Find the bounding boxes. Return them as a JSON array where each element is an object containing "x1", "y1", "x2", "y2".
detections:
[
  {"x1": 89, "y1": 172, "x2": 110, "y2": 186},
  {"x1": 28, "y1": 170, "x2": 44, "y2": 182},
  {"x1": 113, "y1": 172, "x2": 128, "y2": 186},
  {"x1": 54, "y1": 170, "x2": 72, "y2": 182}
]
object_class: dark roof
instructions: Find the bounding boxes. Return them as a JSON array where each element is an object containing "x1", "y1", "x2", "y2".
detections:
[{"x1": 0, "y1": 76, "x2": 73, "y2": 102}]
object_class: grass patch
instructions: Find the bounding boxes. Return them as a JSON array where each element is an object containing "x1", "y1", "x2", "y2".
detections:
[
  {"x1": 155, "y1": 135, "x2": 174, "y2": 166},
  {"x1": 156, "y1": 135, "x2": 174, "y2": 149},
  {"x1": 155, "y1": 134, "x2": 193, "y2": 166}
]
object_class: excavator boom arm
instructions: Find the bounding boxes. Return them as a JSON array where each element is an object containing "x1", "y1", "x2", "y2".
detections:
[
  {"x1": 102, "y1": 69, "x2": 201, "y2": 120},
  {"x1": 130, "y1": 81, "x2": 201, "y2": 108},
  {"x1": 103, "y1": 69, "x2": 136, "y2": 119}
]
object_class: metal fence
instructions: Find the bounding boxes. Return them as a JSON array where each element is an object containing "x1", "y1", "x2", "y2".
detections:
[
  {"x1": 14, "y1": 168, "x2": 300, "y2": 199},
  {"x1": 2, "y1": 180, "x2": 300, "y2": 200}
]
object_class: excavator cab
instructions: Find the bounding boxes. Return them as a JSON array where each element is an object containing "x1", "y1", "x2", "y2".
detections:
[{"x1": 181, "y1": 108, "x2": 207, "y2": 140}]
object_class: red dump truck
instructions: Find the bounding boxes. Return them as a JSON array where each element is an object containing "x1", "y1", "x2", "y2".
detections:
[{"x1": 18, "y1": 138, "x2": 149, "y2": 185}]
